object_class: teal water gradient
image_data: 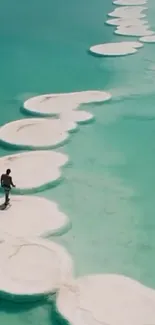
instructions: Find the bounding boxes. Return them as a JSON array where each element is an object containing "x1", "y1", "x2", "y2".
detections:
[{"x1": 0, "y1": 0, "x2": 155, "y2": 324}]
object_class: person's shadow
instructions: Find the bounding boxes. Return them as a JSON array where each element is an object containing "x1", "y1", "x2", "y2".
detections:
[{"x1": 0, "y1": 203, "x2": 11, "y2": 211}]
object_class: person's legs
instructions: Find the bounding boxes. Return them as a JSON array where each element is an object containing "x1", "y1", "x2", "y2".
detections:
[{"x1": 4, "y1": 188, "x2": 10, "y2": 205}]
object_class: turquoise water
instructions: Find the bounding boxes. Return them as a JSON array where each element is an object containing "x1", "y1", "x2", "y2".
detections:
[{"x1": 0, "y1": 0, "x2": 155, "y2": 323}]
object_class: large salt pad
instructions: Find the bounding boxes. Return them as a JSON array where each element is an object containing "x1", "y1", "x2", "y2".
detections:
[
  {"x1": 0, "y1": 238, "x2": 73, "y2": 297},
  {"x1": 0, "y1": 196, "x2": 70, "y2": 237},
  {"x1": 23, "y1": 91, "x2": 111, "y2": 116},
  {"x1": 89, "y1": 41, "x2": 143, "y2": 57},
  {"x1": 0, "y1": 118, "x2": 77, "y2": 150},
  {"x1": 57, "y1": 274, "x2": 155, "y2": 325},
  {"x1": 0, "y1": 151, "x2": 68, "y2": 193}
]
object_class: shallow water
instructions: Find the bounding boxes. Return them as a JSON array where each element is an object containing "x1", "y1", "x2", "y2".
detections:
[{"x1": 0, "y1": 0, "x2": 155, "y2": 323}]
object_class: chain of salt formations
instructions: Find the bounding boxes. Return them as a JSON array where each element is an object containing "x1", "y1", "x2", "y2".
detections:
[
  {"x1": 52, "y1": 2, "x2": 155, "y2": 325},
  {"x1": 0, "y1": 90, "x2": 111, "y2": 299},
  {"x1": 0, "y1": 2, "x2": 154, "y2": 324},
  {"x1": 89, "y1": 0, "x2": 155, "y2": 57}
]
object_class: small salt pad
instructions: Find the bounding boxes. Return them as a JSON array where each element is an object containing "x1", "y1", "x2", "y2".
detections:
[
  {"x1": 106, "y1": 18, "x2": 148, "y2": 26},
  {"x1": 0, "y1": 238, "x2": 73, "y2": 297},
  {"x1": 108, "y1": 6, "x2": 146, "y2": 18},
  {"x1": 60, "y1": 110, "x2": 94, "y2": 124},
  {"x1": 113, "y1": 0, "x2": 147, "y2": 5},
  {"x1": 140, "y1": 35, "x2": 155, "y2": 43},
  {"x1": 0, "y1": 118, "x2": 77, "y2": 150},
  {"x1": 56, "y1": 274, "x2": 155, "y2": 325},
  {"x1": 23, "y1": 91, "x2": 111, "y2": 116},
  {"x1": 0, "y1": 196, "x2": 70, "y2": 237},
  {"x1": 0, "y1": 150, "x2": 68, "y2": 193},
  {"x1": 115, "y1": 26, "x2": 153, "y2": 36},
  {"x1": 89, "y1": 42, "x2": 143, "y2": 57}
]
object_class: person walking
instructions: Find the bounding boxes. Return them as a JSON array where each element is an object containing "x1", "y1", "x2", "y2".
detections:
[{"x1": 1, "y1": 169, "x2": 16, "y2": 205}]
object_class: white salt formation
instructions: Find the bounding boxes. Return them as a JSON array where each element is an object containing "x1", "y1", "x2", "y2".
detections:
[
  {"x1": 89, "y1": 41, "x2": 143, "y2": 57},
  {"x1": 56, "y1": 274, "x2": 155, "y2": 325},
  {"x1": 0, "y1": 151, "x2": 68, "y2": 193},
  {"x1": 108, "y1": 6, "x2": 147, "y2": 18},
  {"x1": 140, "y1": 35, "x2": 155, "y2": 42},
  {"x1": 60, "y1": 110, "x2": 94, "y2": 124},
  {"x1": 105, "y1": 18, "x2": 148, "y2": 26},
  {"x1": 113, "y1": 0, "x2": 147, "y2": 5},
  {"x1": 23, "y1": 91, "x2": 111, "y2": 116},
  {"x1": 115, "y1": 25, "x2": 153, "y2": 36},
  {"x1": 0, "y1": 238, "x2": 73, "y2": 297},
  {"x1": 116, "y1": 41, "x2": 143, "y2": 48},
  {"x1": 0, "y1": 196, "x2": 70, "y2": 237},
  {"x1": 0, "y1": 118, "x2": 77, "y2": 150}
]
